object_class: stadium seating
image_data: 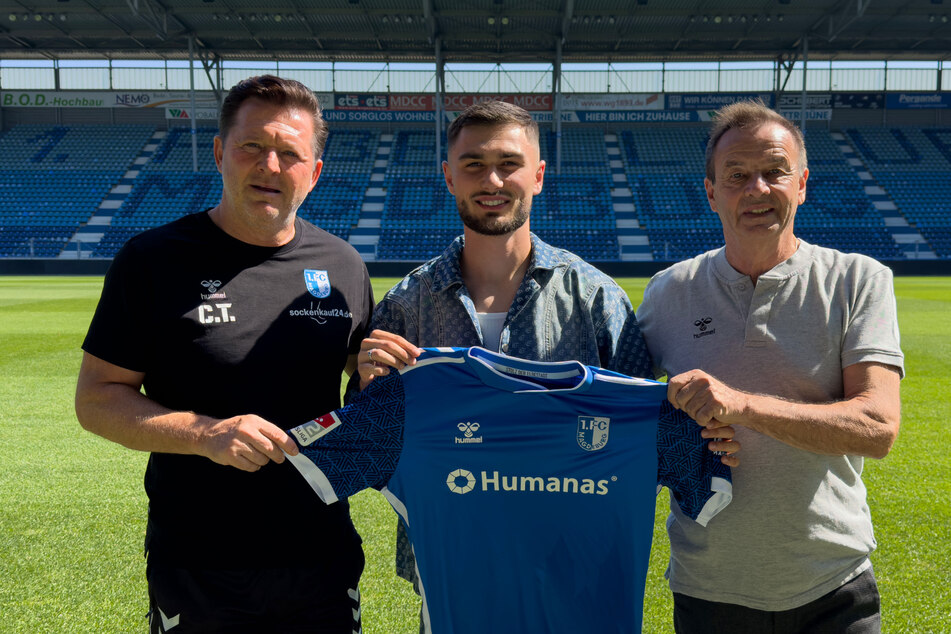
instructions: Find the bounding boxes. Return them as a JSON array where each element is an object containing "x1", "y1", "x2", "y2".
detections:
[
  {"x1": 531, "y1": 175, "x2": 620, "y2": 260},
  {"x1": 619, "y1": 126, "x2": 907, "y2": 259},
  {"x1": 2, "y1": 121, "x2": 950, "y2": 261},
  {"x1": 541, "y1": 129, "x2": 613, "y2": 178},
  {"x1": 386, "y1": 130, "x2": 445, "y2": 181},
  {"x1": 846, "y1": 127, "x2": 951, "y2": 257},
  {"x1": 92, "y1": 127, "x2": 378, "y2": 257},
  {"x1": 0, "y1": 124, "x2": 153, "y2": 256},
  {"x1": 0, "y1": 124, "x2": 154, "y2": 171},
  {"x1": 377, "y1": 176, "x2": 458, "y2": 259}
]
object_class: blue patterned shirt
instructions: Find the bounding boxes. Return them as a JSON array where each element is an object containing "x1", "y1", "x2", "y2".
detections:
[
  {"x1": 368, "y1": 233, "x2": 651, "y2": 375},
  {"x1": 361, "y1": 233, "x2": 652, "y2": 582}
]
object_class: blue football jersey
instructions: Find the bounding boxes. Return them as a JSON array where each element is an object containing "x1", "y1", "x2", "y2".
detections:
[{"x1": 286, "y1": 347, "x2": 732, "y2": 634}]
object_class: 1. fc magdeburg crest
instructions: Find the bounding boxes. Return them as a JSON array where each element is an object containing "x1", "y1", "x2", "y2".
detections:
[
  {"x1": 304, "y1": 270, "x2": 331, "y2": 298},
  {"x1": 577, "y1": 416, "x2": 610, "y2": 451}
]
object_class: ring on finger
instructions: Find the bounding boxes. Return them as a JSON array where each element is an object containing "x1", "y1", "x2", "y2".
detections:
[{"x1": 367, "y1": 348, "x2": 375, "y2": 362}]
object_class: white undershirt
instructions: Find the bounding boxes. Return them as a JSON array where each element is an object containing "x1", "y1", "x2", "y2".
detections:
[{"x1": 476, "y1": 312, "x2": 507, "y2": 352}]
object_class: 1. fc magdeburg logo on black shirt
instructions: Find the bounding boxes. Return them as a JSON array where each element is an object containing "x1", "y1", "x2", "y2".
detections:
[{"x1": 304, "y1": 269, "x2": 331, "y2": 298}]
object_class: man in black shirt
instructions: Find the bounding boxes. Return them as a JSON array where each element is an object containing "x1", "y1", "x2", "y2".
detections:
[{"x1": 76, "y1": 75, "x2": 373, "y2": 633}]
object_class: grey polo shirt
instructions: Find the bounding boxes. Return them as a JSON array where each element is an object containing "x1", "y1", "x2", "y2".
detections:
[{"x1": 636, "y1": 241, "x2": 904, "y2": 611}]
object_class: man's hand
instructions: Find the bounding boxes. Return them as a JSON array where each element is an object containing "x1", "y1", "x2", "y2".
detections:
[
  {"x1": 201, "y1": 415, "x2": 298, "y2": 473},
  {"x1": 668, "y1": 370, "x2": 745, "y2": 467},
  {"x1": 667, "y1": 369, "x2": 749, "y2": 429},
  {"x1": 701, "y1": 423, "x2": 741, "y2": 467},
  {"x1": 358, "y1": 329, "x2": 423, "y2": 389}
]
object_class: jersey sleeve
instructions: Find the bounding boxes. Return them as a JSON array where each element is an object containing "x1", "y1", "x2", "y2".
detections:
[
  {"x1": 656, "y1": 401, "x2": 733, "y2": 527},
  {"x1": 285, "y1": 370, "x2": 406, "y2": 504}
]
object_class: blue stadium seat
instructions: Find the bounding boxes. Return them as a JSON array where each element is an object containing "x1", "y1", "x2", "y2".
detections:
[{"x1": 2, "y1": 122, "x2": 948, "y2": 261}]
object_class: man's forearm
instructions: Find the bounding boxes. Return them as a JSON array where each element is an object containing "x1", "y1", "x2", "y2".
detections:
[
  {"x1": 75, "y1": 379, "x2": 211, "y2": 455},
  {"x1": 668, "y1": 363, "x2": 901, "y2": 459},
  {"x1": 734, "y1": 392, "x2": 898, "y2": 458}
]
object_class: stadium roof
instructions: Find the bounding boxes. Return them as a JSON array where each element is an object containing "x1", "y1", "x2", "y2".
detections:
[{"x1": 1, "y1": 0, "x2": 949, "y2": 64}]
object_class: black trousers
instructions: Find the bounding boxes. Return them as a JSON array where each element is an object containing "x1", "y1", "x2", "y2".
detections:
[
  {"x1": 147, "y1": 563, "x2": 363, "y2": 634},
  {"x1": 673, "y1": 567, "x2": 881, "y2": 634}
]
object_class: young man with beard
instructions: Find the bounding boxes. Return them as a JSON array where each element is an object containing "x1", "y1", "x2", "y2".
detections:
[
  {"x1": 353, "y1": 100, "x2": 738, "y2": 626},
  {"x1": 357, "y1": 100, "x2": 648, "y2": 382}
]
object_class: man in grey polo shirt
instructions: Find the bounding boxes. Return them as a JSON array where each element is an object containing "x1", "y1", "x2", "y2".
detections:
[{"x1": 629, "y1": 100, "x2": 903, "y2": 632}]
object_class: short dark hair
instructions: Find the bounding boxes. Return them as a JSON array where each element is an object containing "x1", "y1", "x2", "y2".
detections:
[
  {"x1": 705, "y1": 99, "x2": 807, "y2": 182},
  {"x1": 446, "y1": 100, "x2": 539, "y2": 150},
  {"x1": 218, "y1": 75, "x2": 328, "y2": 158}
]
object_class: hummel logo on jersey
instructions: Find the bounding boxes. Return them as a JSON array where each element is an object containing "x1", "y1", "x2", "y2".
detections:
[
  {"x1": 201, "y1": 279, "x2": 222, "y2": 293},
  {"x1": 448, "y1": 468, "x2": 614, "y2": 496},
  {"x1": 455, "y1": 421, "x2": 483, "y2": 444},
  {"x1": 577, "y1": 416, "x2": 610, "y2": 451},
  {"x1": 200, "y1": 279, "x2": 226, "y2": 300},
  {"x1": 199, "y1": 280, "x2": 230, "y2": 323},
  {"x1": 693, "y1": 316, "x2": 716, "y2": 339},
  {"x1": 457, "y1": 422, "x2": 480, "y2": 437}
]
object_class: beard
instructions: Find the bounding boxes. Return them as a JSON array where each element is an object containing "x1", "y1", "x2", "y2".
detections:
[{"x1": 456, "y1": 196, "x2": 530, "y2": 236}]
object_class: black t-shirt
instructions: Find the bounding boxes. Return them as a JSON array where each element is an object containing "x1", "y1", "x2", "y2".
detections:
[{"x1": 83, "y1": 211, "x2": 373, "y2": 570}]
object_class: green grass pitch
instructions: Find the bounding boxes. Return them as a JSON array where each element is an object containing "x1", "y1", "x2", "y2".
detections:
[{"x1": 1, "y1": 275, "x2": 948, "y2": 632}]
